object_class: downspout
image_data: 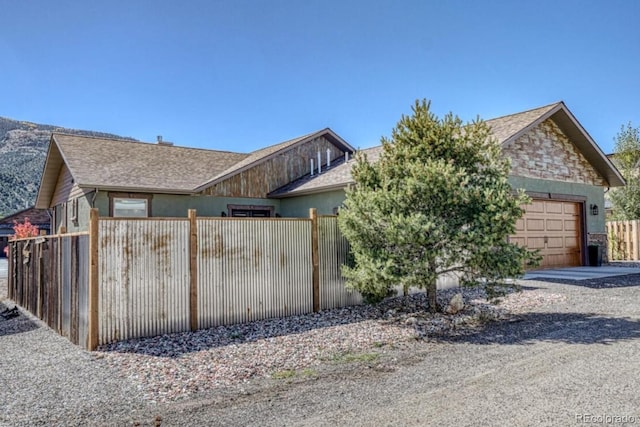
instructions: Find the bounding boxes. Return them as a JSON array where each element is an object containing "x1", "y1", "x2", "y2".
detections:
[{"x1": 90, "y1": 188, "x2": 99, "y2": 208}]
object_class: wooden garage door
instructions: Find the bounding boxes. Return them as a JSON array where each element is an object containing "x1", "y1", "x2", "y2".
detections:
[{"x1": 511, "y1": 200, "x2": 582, "y2": 269}]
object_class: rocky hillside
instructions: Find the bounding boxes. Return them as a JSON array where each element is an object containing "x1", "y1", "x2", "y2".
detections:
[{"x1": 0, "y1": 117, "x2": 135, "y2": 217}]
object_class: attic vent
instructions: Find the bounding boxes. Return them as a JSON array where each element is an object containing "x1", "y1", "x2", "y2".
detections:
[{"x1": 156, "y1": 135, "x2": 174, "y2": 146}]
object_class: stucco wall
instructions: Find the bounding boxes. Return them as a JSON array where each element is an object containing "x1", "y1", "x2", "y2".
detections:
[
  {"x1": 508, "y1": 175, "x2": 605, "y2": 235},
  {"x1": 503, "y1": 119, "x2": 606, "y2": 186},
  {"x1": 279, "y1": 190, "x2": 346, "y2": 218},
  {"x1": 90, "y1": 192, "x2": 281, "y2": 220}
]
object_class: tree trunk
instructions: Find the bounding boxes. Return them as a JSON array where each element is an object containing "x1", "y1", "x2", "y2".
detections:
[{"x1": 426, "y1": 279, "x2": 438, "y2": 313}]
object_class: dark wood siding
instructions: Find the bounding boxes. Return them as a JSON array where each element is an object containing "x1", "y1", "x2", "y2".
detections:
[{"x1": 201, "y1": 136, "x2": 345, "y2": 198}]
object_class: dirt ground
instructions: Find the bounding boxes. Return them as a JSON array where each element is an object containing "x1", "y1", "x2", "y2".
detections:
[{"x1": 2, "y1": 273, "x2": 640, "y2": 426}]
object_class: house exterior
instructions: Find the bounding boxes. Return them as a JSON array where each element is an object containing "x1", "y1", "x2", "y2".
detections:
[
  {"x1": 0, "y1": 207, "x2": 50, "y2": 257},
  {"x1": 271, "y1": 102, "x2": 625, "y2": 269},
  {"x1": 35, "y1": 101, "x2": 623, "y2": 269},
  {"x1": 34, "y1": 129, "x2": 355, "y2": 233}
]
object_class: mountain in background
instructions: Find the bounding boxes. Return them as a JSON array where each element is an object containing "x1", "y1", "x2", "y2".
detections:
[{"x1": 0, "y1": 117, "x2": 136, "y2": 218}]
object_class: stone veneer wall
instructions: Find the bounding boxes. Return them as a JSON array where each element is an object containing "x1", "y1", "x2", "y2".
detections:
[{"x1": 503, "y1": 119, "x2": 606, "y2": 186}]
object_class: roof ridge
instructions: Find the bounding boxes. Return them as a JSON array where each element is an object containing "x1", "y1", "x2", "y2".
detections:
[
  {"x1": 484, "y1": 101, "x2": 562, "y2": 122},
  {"x1": 53, "y1": 132, "x2": 248, "y2": 156},
  {"x1": 247, "y1": 128, "x2": 330, "y2": 154}
]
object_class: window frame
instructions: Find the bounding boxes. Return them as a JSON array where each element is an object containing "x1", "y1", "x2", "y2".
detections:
[
  {"x1": 227, "y1": 204, "x2": 274, "y2": 218},
  {"x1": 108, "y1": 193, "x2": 153, "y2": 218}
]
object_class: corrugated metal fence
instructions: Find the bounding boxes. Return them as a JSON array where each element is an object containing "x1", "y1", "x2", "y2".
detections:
[
  {"x1": 318, "y1": 216, "x2": 362, "y2": 309},
  {"x1": 7, "y1": 234, "x2": 90, "y2": 348},
  {"x1": 197, "y1": 218, "x2": 314, "y2": 328},
  {"x1": 98, "y1": 218, "x2": 191, "y2": 344},
  {"x1": 7, "y1": 209, "x2": 360, "y2": 348},
  {"x1": 606, "y1": 220, "x2": 640, "y2": 260}
]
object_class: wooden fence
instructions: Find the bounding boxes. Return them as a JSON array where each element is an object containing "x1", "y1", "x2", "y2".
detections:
[
  {"x1": 606, "y1": 220, "x2": 640, "y2": 261},
  {"x1": 7, "y1": 209, "x2": 361, "y2": 349},
  {"x1": 7, "y1": 233, "x2": 91, "y2": 348}
]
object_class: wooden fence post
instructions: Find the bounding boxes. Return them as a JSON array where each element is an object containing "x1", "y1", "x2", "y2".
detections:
[
  {"x1": 88, "y1": 208, "x2": 99, "y2": 350},
  {"x1": 310, "y1": 208, "x2": 320, "y2": 312},
  {"x1": 189, "y1": 209, "x2": 198, "y2": 331},
  {"x1": 7, "y1": 241, "x2": 13, "y2": 300}
]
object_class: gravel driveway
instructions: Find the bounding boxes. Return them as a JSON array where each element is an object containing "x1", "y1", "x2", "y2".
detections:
[{"x1": 2, "y1": 268, "x2": 640, "y2": 426}]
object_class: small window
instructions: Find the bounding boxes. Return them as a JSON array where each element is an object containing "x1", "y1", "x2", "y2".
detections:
[
  {"x1": 227, "y1": 204, "x2": 274, "y2": 218},
  {"x1": 113, "y1": 198, "x2": 149, "y2": 217},
  {"x1": 108, "y1": 193, "x2": 152, "y2": 217}
]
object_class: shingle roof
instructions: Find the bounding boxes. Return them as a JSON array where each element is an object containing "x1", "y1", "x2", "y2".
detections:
[
  {"x1": 52, "y1": 133, "x2": 248, "y2": 192},
  {"x1": 272, "y1": 101, "x2": 624, "y2": 196},
  {"x1": 36, "y1": 129, "x2": 356, "y2": 208},
  {"x1": 0, "y1": 207, "x2": 50, "y2": 232},
  {"x1": 484, "y1": 102, "x2": 561, "y2": 143}
]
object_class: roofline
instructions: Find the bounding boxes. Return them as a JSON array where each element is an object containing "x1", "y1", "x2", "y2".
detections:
[
  {"x1": 498, "y1": 102, "x2": 564, "y2": 145},
  {"x1": 77, "y1": 184, "x2": 194, "y2": 195},
  {"x1": 50, "y1": 131, "x2": 246, "y2": 155},
  {"x1": 0, "y1": 206, "x2": 39, "y2": 221},
  {"x1": 35, "y1": 134, "x2": 64, "y2": 209},
  {"x1": 269, "y1": 182, "x2": 351, "y2": 198},
  {"x1": 193, "y1": 128, "x2": 356, "y2": 193},
  {"x1": 498, "y1": 102, "x2": 625, "y2": 187},
  {"x1": 552, "y1": 104, "x2": 625, "y2": 187}
]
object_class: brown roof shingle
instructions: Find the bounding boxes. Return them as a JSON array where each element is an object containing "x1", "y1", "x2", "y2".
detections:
[
  {"x1": 53, "y1": 133, "x2": 249, "y2": 193},
  {"x1": 272, "y1": 101, "x2": 624, "y2": 196}
]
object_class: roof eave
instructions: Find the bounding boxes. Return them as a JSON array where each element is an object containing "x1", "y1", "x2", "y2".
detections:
[
  {"x1": 269, "y1": 182, "x2": 351, "y2": 199},
  {"x1": 193, "y1": 128, "x2": 356, "y2": 193},
  {"x1": 499, "y1": 102, "x2": 564, "y2": 146},
  {"x1": 34, "y1": 134, "x2": 64, "y2": 209},
  {"x1": 78, "y1": 184, "x2": 195, "y2": 195},
  {"x1": 550, "y1": 106, "x2": 626, "y2": 187}
]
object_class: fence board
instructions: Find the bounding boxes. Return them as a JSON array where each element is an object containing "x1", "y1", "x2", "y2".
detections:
[
  {"x1": 318, "y1": 216, "x2": 362, "y2": 309},
  {"x1": 6, "y1": 234, "x2": 90, "y2": 347},
  {"x1": 607, "y1": 220, "x2": 640, "y2": 261},
  {"x1": 197, "y1": 218, "x2": 313, "y2": 329},
  {"x1": 98, "y1": 219, "x2": 191, "y2": 345}
]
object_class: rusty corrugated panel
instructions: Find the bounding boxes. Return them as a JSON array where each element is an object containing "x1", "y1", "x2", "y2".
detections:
[
  {"x1": 318, "y1": 216, "x2": 362, "y2": 309},
  {"x1": 197, "y1": 218, "x2": 313, "y2": 329},
  {"x1": 98, "y1": 219, "x2": 191, "y2": 346}
]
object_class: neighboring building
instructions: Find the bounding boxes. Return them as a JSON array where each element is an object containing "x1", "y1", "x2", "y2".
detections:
[
  {"x1": 35, "y1": 101, "x2": 624, "y2": 268},
  {"x1": 0, "y1": 207, "x2": 51, "y2": 257}
]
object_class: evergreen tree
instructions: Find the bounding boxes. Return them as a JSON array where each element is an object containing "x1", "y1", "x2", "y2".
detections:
[
  {"x1": 609, "y1": 123, "x2": 640, "y2": 220},
  {"x1": 338, "y1": 100, "x2": 538, "y2": 311}
]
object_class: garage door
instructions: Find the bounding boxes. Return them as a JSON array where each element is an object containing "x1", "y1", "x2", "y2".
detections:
[{"x1": 511, "y1": 200, "x2": 582, "y2": 269}]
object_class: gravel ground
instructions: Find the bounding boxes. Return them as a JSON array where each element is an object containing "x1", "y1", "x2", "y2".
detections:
[{"x1": 2, "y1": 265, "x2": 640, "y2": 426}]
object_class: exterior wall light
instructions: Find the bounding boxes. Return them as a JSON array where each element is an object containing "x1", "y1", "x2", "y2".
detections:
[{"x1": 590, "y1": 204, "x2": 599, "y2": 216}]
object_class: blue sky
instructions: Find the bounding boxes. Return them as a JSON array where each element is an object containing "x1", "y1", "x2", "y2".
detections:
[{"x1": 1, "y1": 0, "x2": 639, "y2": 154}]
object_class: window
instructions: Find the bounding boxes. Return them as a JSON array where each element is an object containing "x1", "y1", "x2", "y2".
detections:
[
  {"x1": 109, "y1": 193, "x2": 152, "y2": 217},
  {"x1": 113, "y1": 198, "x2": 148, "y2": 217},
  {"x1": 227, "y1": 204, "x2": 274, "y2": 218}
]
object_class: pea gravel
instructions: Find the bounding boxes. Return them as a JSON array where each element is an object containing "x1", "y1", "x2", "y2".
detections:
[{"x1": 1, "y1": 264, "x2": 637, "y2": 426}]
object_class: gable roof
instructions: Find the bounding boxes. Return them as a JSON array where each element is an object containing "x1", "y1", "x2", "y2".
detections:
[
  {"x1": 193, "y1": 128, "x2": 355, "y2": 193},
  {"x1": 272, "y1": 102, "x2": 625, "y2": 197},
  {"x1": 36, "y1": 128, "x2": 355, "y2": 209},
  {"x1": 270, "y1": 146, "x2": 382, "y2": 197},
  {"x1": 0, "y1": 206, "x2": 50, "y2": 232},
  {"x1": 488, "y1": 101, "x2": 624, "y2": 187},
  {"x1": 36, "y1": 133, "x2": 249, "y2": 208}
]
